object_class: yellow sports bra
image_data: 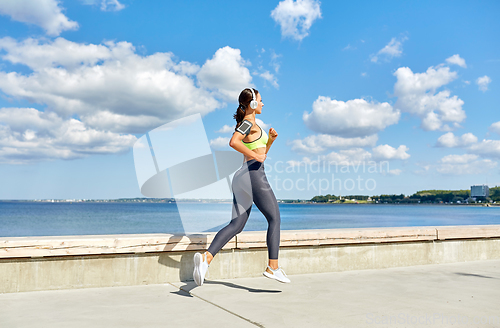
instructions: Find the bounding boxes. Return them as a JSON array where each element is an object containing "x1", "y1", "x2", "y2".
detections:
[{"x1": 242, "y1": 124, "x2": 268, "y2": 150}]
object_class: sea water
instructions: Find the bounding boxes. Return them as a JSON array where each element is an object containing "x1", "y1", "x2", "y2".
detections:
[{"x1": 1, "y1": 202, "x2": 499, "y2": 237}]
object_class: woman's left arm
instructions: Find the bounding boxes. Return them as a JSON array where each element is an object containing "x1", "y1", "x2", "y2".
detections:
[{"x1": 265, "y1": 128, "x2": 278, "y2": 154}]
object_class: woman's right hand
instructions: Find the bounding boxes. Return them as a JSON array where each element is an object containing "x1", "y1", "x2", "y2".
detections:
[{"x1": 254, "y1": 153, "x2": 267, "y2": 162}]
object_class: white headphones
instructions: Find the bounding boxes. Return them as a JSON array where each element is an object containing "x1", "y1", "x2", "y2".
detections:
[{"x1": 248, "y1": 88, "x2": 258, "y2": 110}]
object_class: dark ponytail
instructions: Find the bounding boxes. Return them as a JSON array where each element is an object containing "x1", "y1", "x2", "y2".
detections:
[{"x1": 234, "y1": 88, "x2": 258, "y2": 129}]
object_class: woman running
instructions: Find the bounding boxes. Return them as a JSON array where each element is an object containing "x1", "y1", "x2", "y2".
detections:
[{"x1": 193, "y1": 87, "x2": 290, "y2": 285}]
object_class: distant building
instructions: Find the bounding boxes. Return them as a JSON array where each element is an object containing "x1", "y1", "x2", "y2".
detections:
[{"x1": 471, "y1": 185, "x2": 489, "y2": 197}]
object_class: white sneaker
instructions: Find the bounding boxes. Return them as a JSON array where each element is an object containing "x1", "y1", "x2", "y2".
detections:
[
  {"x1": 263, "y1": 265, "x2": 291, "y2": 283},
  {"x1": 193, "y1": 252, "x2": 210, "y2": 286}
]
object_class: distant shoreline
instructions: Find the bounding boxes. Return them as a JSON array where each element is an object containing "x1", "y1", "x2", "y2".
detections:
[{"x1": 0, "y1": 199, "x2": 497, "y2": 206}]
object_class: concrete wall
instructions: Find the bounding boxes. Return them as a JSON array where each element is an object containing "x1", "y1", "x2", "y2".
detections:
[{"x1": 1, "y1": 225, "x2": 500, "y2": 293}]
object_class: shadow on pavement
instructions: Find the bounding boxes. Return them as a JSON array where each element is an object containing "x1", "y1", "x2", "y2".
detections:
[
  {"x1": 454, "y1": 272, "x2": 497, "y2": 279},
  {"x1": 172, "y1": 280, "x2": 282, "y2": 296}
]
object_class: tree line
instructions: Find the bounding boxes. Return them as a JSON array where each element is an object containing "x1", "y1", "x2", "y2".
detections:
[{"x1": 310, "y1": 187, "x2": 500, "y2": 204}]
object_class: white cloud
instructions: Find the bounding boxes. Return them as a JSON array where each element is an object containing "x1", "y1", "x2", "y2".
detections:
[
  {"x1": 0, "y1": 37, "x2": 259, "y2": 164},
  {"x1": 100, "y1": 0, "x2": 125, "y2": 11},
  {"x1": 436, "y1": 132, "x2": 478, "y2": 148},
  {"x1": 467, "y1": 140, "x2": 500, "y2": 159},
  {"x1": 370, "y1": 36, "x2": 408, "y2": 63},
  {"x1": 0, "y1": 107, "x2": 136, "y2": 164},
  {"x1": 303, "y1": 96, "x2": 400, "y2": 137},
  {"x1": 439, "y1": 154, "x2": 478, "y2": 164},
  {"x1": 253, "y1": 49, "x2": 281, "y2": 88},
  {"x1": 80, "y1": 111, "x2": 164, "y2": 134},
  {"x1": 216, "y1": 124, "x2": 235, "y2": 133},
  {"x1": 393, "y1": 64, "x2": 465, "y2": 131},
  {"x1": 287, "y1": 146, "x2": 407, "y2": 170},
  {"x1": 256, "y1": 118, "x2": 270, "y2": 131},
  {"x1": 270, "y1": 0, "x2": 322, "y2": 41},
  {"x1": 371, "y1": 144, "x2": 410, "y2": 160},
  {"x1": 342, "y1": 44, "x2": 356, "y2": 51},
  {"x1": 209, "y1": 136, "x2": 230, "y2": 149},
  {"x1": 384, "y1": 169, "x2": 402, "y2": 176},
  {"x1": 476, "y1": 75, "x2": 492, "y2": 92},
  {"x1": 412, "y1": 154, "x2": 497, "y2": 176},
  {"x1": 0, "y1": 37, "x2": 241, "y2": 134},
  {"x1": 413, "y1": 163, "x2": 431, "y2": 176},
  {"x1": 286, "y1": 159, "x2": 303, "y2": 168},
  {"x1": 290, "y1": 134, "x2": 378, "y2": 154},
  {"x1": 270, "y1": 50, "x2": 282, "y2": 73},
  {"x1": 436, "y1": 154, "x2": 497, "y2": 175},
  {"x1": 259, "y1": 70, "x2": 279, "y2": 89},
  {"x1": 489, "y1": 121, "x2": 500, "y2": 135},
  {"x1": 197, "y1": 46, "x2": 253, "y2": 102},
  {"x1": 0, "y1": 0, "x2": 79, "y2": 36},
  {"x1": 0, "y1": 37, "x2": 113, "y2": 70},
  {"x1": 80, "y1": 0, "x2": 125, "y2": 11},
  {"x1": 287, "y1": 148, "x2": 373, "y2": 168},
  {"x1": 445, "y1": 54, "x2": 467, "y2": 68},
  {"x1": 321, "y1": 148, "x2": 372, "y2": 165},
  {"x1": 434, "y1": 131, "x2": 500, "y2": 161}
]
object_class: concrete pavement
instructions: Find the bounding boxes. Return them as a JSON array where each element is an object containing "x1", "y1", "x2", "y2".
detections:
[{"x1": 1, "y1": 259, "x2": 499, "y2": 328}]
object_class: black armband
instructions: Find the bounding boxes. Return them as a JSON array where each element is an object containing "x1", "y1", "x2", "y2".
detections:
[{"x1": 235, "y1": 120, "x2": 252, "y2": 136}]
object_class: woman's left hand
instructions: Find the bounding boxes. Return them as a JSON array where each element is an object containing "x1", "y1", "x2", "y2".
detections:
[{"x1": 269, "y1": 128, "x2": 278, "y2": 142}]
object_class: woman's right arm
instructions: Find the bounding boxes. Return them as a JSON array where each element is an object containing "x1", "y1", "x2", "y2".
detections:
[{"x1": 229, "y1": 132, "x2": 266, "y2": 162}]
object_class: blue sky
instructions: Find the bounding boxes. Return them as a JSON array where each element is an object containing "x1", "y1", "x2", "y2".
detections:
[{"x1": 0, "y1": 0, "x2": 499, "y2": 200}]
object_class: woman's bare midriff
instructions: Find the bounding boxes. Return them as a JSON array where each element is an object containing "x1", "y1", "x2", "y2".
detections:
[{"x1": 244, "y1": 147, "x2": 266, "y2": 162}]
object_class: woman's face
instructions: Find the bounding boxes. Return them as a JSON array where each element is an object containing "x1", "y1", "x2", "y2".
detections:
[{"x1": 255, "y1": 93, "x2": 264, "y2": 114}]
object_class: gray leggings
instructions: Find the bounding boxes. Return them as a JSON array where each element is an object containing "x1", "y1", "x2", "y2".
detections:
[{"x1": 207, "y1": 159, "x2": 281, "y2": 259}]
